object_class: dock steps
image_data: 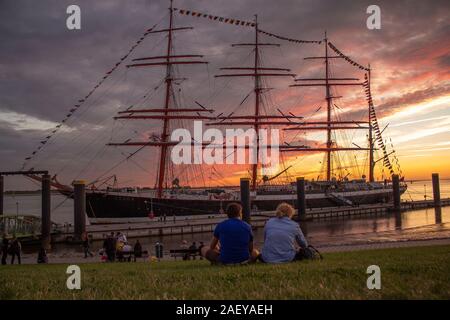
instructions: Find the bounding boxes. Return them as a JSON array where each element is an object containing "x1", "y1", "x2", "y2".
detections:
[{"x1": 327, "y1": 193, "x2": 354, "y2": 206}]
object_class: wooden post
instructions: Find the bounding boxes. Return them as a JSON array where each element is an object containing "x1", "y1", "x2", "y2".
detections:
[
  {"x1": 394, "y1": 210, "x2": 402, "y2": 229},
  {"x1": 435, "y1": 207, "x2": 442, "y2": 224},
  {"x1": 432, "y1": 173, "x2": 441, "y2": 207},
  {"x1": 392, "y1": 174, "x2": 400, "y2": 211},
  {"x1": 0, "y1": 175, "x2": 4, "y2": 216},
  {"x1": 41, "y1": 174, "x2": 51, "y2": 249},
  {"x1": 73, "y1": 180, "x2": 86, "y2": 240},
  {"x1": 296, "y1": 177, "x2": 306, "y2": 219},
  {"x1": 240, "y1": 178, "x2": 251, "y2": 224}
]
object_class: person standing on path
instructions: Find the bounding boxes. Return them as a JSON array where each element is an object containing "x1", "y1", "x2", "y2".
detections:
[
  {"x1": 10, "y1": 237, "x2": 21, "y2": 265},
  {"x1": 103, "y1": 232, "x2": 116, "y2": 262},
  {"x1": 133, "y1": 240, "x2": 142, "y2": 262},
  {"x1": 1, "y1": 236, "x2": 9, "y2": 265},
  {"x1": 82, "y1": 232, "x2": 94, "y2": 258}
]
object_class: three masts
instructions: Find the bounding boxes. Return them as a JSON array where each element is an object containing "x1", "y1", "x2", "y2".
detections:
[{"x1": 107, "y1": 1, "x2": 381, "y2": 198}]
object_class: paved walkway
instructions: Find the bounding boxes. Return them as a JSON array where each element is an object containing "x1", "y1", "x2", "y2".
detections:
[
  {"x1": 319, "y1": 238, "x2": 450, "y2": 252},
  {"x1": 8, "y1": 223, "x2": 450, "y2": 265}
]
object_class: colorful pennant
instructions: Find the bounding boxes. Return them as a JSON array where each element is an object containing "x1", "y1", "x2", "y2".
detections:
[
  {"x1": 258, "y1": 29, "x2": 322, "y2": 44},
  {"x1": 173, "y1": 8, "x2": 321, "y2": 45},
  {"x1": 328, "y1": 42, "x2": 370, "y2": 71},
  {"x1": 173, "y1": 8, "x2": 256, "y2": 27}
]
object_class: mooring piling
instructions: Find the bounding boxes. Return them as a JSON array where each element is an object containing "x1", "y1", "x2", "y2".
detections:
[
  {"x1": 296, "y1": 177, "x2": 306, "y2": 219},
  {"x1": 392, "y1": 174, "x2": 401, "y2": 211},
  {"x1": 0, "y1": 175, "x2": 4, "y2": 216},
  {"x1": 41, "y1": 174, "x2": 51, "y2": 249},
  {"x1": 73, "y1": 180, "x2": 86, "y2": 240},
  {"x1": 435, "y1": 207, "x2": 442, "y2": 224},
  {"x1": 240, "y1": 178, "x2": 251, "y2": 224},
  {"x1": 432, "y1": 173, "x2": 441, "y2": 207}
]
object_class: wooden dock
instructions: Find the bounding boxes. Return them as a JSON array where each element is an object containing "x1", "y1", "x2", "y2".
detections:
[{"x1": 399, "y1": 198, "x2": 450, "y2": 210}]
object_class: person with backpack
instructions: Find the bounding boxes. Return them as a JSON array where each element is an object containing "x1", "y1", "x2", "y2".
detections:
[
  {"x1": 201, "y1": 202, "x2": 259, "y2": 265},
  {"x1": 260, "y1": 203, "x2": 309, "y2": 263}
]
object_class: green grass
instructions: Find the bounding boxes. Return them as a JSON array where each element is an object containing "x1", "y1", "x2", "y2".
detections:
[{"x1": 1, "y1": 245, "x2": 450, "y2": 299}]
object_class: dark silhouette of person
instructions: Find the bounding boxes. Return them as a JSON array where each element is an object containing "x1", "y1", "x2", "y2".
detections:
[
  {"x1": 1, "y1": 236, "x2": 9, "y2": 265},
  {"x1": 189, "y1": 242, "x2": 198, "y2": 260},
  {"x1": 37, "y1": 247, "x2": 48, "y2": 264},
  {"x1": 10, "y1": 237, "x2": 21, "y2": 265},
  {"x1": 103, "y1": 232, "x2": 116, "y2": 262},
  {"x1": 198, "y1": 241, "x2": 205, "y2": 260},
  {"x1": 133, "y1": 240, "x2": 142, "y2": 262},
  {"x1": 82, "y1": 232, "x2": 94, "y2": 258}
]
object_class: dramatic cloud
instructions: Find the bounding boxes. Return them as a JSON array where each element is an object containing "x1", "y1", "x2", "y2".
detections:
[{"x1": 1, "y1": 0, "x2": 449, "y2": 188}]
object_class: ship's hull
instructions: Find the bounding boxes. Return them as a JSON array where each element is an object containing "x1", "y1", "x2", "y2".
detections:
[{"x1": 79, "y1": 187, "x2": 405, "y2": 219}]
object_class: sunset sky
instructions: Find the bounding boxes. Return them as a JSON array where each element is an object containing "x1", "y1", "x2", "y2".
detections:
[{"x1": 0, "y1": 0, "x2": 449, "y2": 190}]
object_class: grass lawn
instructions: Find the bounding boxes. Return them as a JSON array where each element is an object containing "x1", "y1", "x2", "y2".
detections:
[{"x1": 1, "y1": 244, "x2": 449, "y2": 300}]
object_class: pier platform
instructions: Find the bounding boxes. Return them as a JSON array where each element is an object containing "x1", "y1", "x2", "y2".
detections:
[{"x1": 50, "y1": 197, "x2": 449, "y2": 244}]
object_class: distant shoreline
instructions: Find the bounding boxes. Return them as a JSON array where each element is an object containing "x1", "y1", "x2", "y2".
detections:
[{"x1": 2, "y1": 178, "x2": 449, "y2": 195}]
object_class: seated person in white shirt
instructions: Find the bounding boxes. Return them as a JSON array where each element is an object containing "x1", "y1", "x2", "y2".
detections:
[{"x1": 260, "y1": 202, "x2": 308, "y2": 263}]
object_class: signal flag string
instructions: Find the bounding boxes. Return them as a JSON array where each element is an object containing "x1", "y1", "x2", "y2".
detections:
[
  {"x1": 258, "y1": 29, "x2": 322, "y2": 44},
  {"x1": 362, "y1": 73, "x2": 397, "y2": 177},
  {"x1": 328, "y1": 42, "x2": 370, "y2": 71},
  {"x1": 20, "y1": 23, "x2": 160, "y2": 170},
  {"x1": 173, "y1": 8, "x2": 322, "y2": 44},
  {"x1": 173, "y1": 8, "x2": 256, "y2": 27}
]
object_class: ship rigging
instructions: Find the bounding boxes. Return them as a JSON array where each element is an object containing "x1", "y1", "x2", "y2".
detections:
[{"x1": 21, "y1": 1, "x2": 406, "y2": 219}]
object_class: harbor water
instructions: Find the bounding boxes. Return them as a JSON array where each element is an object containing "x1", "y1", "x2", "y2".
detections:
[{"x1": 2, "y1": 180, "x2": 450, "y2": 255}]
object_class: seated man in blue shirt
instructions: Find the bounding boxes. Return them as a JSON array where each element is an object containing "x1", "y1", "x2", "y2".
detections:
[
  {"x1": 261, "y1": 202, "x2": 308, "y2": 263},
  {"x1": 201, "y1": 202, "x2": 259, "y2": 264}
]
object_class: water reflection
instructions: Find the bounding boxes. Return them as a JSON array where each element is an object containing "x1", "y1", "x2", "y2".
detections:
[
  {"x1": 108, "y1": 206, "x2": 450, "y2": 253},
  {"x1": 395, "y1": 210, "x2": 402, "y2": 229},
  {"x1": 6, "y1": 194, "x2": 450, "y2": 255},
  {"x1": 435, "y1": 207, "x2": 442, "y2": 224},
  {"x1": 299, "y1": 221, "x2": 308, "y2": 237}
]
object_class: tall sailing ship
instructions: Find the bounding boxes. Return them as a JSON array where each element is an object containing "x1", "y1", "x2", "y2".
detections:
[{"x1": 26, "y1": 2, "x2": 406, "y2": 220}]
